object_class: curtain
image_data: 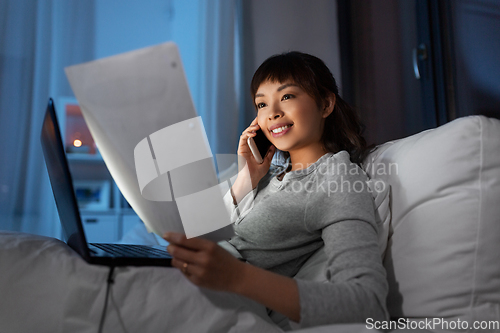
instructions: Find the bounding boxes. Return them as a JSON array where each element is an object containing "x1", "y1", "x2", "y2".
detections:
[
  {"x1": 0, "y1": 0, "x2": 96, "y2": 237},
  {"x1": 196, "y1": 0, "x2": 240, "y2": 155},
  {"x1": 0, "y1": 0, "x2": 244, "y2": 237}
]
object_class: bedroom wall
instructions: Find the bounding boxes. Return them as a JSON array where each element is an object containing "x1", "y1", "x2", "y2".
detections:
[
  {"x1": 238, "y1": 0, "x2": 342, "y2": 127},
  {"x1": 348, "y1": 0, "x2": 419, "y2": 146},
  {"x1": 92, "y1": 0, "x2": 343, "y2": 147},
  {"x1": 92, "y1": 0, "x2": 204, "y2": 110},
  {"x1": 345, "y1": 0, "x2": 430, "y2": 146},
  {"x1": 0, "y1": 0, "x2": 345, "y2": 237},
  {"x1": 242, "y1": 0, "x2": 341, "y2": 83}
]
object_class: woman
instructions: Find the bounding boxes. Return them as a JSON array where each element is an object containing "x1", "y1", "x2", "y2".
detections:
[{"x1": 164, "y1": 52, "x2": 388, "y2": 328}]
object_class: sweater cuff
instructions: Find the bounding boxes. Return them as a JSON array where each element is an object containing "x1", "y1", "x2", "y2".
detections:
[
  {"x1": 295, "y1": 278, "x2": 388, "y2": 328},
  {"x1": 222, "y1": 188, "x2": 257, "y2": 224},
  {"x1": 295, "y1": 278, "x2": 328, "y2": 328}
]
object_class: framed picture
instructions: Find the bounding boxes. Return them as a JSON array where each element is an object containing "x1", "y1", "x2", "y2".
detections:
[
  {"x1": 73, "y1": 180, "x2": 110, "y2": 211},
  {"x1": 57, "y1": 97, "x2": 98, "y2": 155}
]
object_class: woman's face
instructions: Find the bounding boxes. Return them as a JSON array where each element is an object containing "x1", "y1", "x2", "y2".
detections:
[{"x1": 254, "y1": 80, "x2": 330, "y2": 154}]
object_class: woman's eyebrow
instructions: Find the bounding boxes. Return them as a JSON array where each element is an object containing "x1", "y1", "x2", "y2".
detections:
[
  {"x1": 277, "y1": 83, "x2": 297, "y2": 92},
  {"x1": 255, "y1": 83, "x2": 298, "y2": 98}
]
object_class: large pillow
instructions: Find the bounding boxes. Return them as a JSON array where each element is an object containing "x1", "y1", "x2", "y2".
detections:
[{"x1": 364, "y1": 116, "x2": 500, "y2": 325}]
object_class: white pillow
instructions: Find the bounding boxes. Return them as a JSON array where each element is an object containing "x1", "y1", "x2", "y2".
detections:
[
  {"x1": 365, "y1": 115, "x2": 500, "y2": 322},
  {"x1": 364, "y1": 178, "x2": 392, "y2": 258}
]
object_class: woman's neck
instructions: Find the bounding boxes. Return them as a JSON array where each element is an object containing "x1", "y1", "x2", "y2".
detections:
[{"x1": 288, "y1": 145, "x2": 328, "y2": 171}]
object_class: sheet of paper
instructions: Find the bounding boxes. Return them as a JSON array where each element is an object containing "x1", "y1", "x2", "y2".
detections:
[{"x1": 65, "y1": 42, "x2": 234, "y2": 242}]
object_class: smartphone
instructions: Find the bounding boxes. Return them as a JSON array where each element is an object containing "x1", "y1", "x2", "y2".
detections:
[{"x1": 247, "y1": 129, "x2": 272, "y2": 164}]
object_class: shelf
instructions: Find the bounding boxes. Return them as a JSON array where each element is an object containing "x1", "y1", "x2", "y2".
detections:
[
  {"x1": 59, "y1": 96, "x2": 141, "y2": 243},
  {"x1": 67, "y1": 153, "x2": 104, "y2": 163},
  {"x1": 79, "y1": 209, "x2": 116, "y2": 215}
]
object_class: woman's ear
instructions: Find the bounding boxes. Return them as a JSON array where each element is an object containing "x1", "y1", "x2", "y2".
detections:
[{"x1": 322, "y1": 94, "x2": 336, "y2": 118}]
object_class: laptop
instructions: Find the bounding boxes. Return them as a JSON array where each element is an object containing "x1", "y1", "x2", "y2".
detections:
[{"x1": 41, "y1": 98, "x2": 172, "y2": 267}]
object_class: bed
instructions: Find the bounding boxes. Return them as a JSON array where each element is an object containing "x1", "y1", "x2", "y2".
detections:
[
  {"x1": 0, "y1": 231, "x2": 375, "y2": 332},
  {"x1": 2, "y1": 115, "x2": 499, "y2": 332}
]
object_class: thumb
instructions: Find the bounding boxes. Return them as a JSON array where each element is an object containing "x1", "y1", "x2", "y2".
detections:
[{"x1": 263, "y1": 145, "x2": 276, "y2": 165}]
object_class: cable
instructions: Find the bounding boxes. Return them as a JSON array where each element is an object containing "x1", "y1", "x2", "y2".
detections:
[
  {"x1": 97, "y1": 266, "x2": 115, "y2": 333},
  {"x1": 110, "y1": 285, "x2": 130, "y2": 333}
]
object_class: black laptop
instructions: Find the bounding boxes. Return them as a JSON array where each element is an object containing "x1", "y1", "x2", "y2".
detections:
[{"x1": 41, "y1": 98, "x2": 172, "y2": 266}]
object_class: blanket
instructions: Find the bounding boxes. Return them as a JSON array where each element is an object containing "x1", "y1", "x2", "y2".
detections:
[
  {"x1": 0, "y1": 231, "x2": 378, "y2": 333},
  {"x1": 0, "y1": 232, "x2": 281, "y2": 333}
]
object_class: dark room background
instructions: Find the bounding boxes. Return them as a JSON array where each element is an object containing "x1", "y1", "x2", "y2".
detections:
[{"x1": 0, "y1": 0, "x2": 498, "y2": 239}]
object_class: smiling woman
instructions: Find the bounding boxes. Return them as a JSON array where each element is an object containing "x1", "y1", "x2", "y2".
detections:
[
  {"x1": 165, "y1": 51, "x2": 388, "y2": 329},
  {"x1": 250, "y1": 51, "x2": 371, "y2": 167},
  {"x1": 254, "y1": 80, "x2": 333, "y2": 170}
]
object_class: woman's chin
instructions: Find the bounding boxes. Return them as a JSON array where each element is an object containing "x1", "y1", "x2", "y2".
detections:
[{"x1": 274, "y1": 146, "x2": 289, "y2": 153}]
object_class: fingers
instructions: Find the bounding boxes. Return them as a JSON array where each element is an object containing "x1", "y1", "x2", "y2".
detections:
[
  {"x1": 263, "y1": 145, "x2": 276, "y2": 164},
  {"x1": 171, "y1": 257, "x2": 199, "y2": 272},
  {"x1": 164, "y1": 233, "x2": 245, "y2": 291},
  {"x1": 240, "y1": 126, "x2": 258, "y2": 144},
  {"x1": 241, "y1": 125, "x2": 259, "y2": 137},
  {"x1": 242, "y1": 117, "x2": 260, "y2": 136},
  {"x1": 250, "y1": 116, "x2": 258, "y2": 126},
  {"x1": 163, "y1": 232, "x2": 212, "y2": 251},
  {"x1": 166, "y1": 235, "x2": 221, "y2": 282},
  {"x1": 238, "y1": 128, "x2": 259, "y2": 157},
  {"x1": 164, "y1": 232, "x2": 221, "y2": 269},
  {"x1": 167, "y1": 244, "x2": 205, "y2": 271},
  {"x1": 165, "y1": 237, "x2": 210, "y2": 276},
  {"x1": 240, "y1": 130, "x2": 256, "y2": 142},
  {"x1": 171, "y1": 257, "x2": 204, "y2": 281},
  {"x1": 239, "y1": 119, "x2": 263, "y2": 154}
]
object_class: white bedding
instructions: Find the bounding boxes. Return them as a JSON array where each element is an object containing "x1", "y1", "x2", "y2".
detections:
[
  {"x1": 0, "y1": 231, "x2": 378, "y2": 333},
  {"x1": 0, "y1": 231, "x2": 282, "y2": 333}
]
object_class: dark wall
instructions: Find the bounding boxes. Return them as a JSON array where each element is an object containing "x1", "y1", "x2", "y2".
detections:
[
  {"x1": 343, "y1": 0, "x2": 423, "y2": 146},
  {"x1": 340, "y1": 0, "x2": 500, "y2": 146}
]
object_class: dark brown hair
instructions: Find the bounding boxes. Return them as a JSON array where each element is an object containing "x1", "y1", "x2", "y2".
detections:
[{"x1": 251, "y1": 51, "x2": 372, "y2": 165}]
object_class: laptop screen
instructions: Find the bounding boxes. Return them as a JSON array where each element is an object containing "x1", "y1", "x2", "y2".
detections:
[{"x1": 40, "y1": 98, "x2": 89, "y2": 257}]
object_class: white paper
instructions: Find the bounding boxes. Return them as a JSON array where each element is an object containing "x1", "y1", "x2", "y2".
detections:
[{"x1": 65, "y1": 42, "x2": 234, "y2": 241}]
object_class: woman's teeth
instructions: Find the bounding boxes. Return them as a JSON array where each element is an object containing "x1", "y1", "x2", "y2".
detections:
[{"x1": 271, "y1": 125, "x2": 291, "y2": 134}]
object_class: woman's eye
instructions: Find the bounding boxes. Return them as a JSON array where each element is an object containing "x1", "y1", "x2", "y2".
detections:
[
  {"x1": 257, "y1": 102, "x2": 266, "y2": 109},
  {"x1": 282, "y1": 94, "x2": 293, "y2": 101}
]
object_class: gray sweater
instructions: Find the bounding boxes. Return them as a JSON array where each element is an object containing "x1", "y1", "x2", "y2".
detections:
[{"x1": 223, "y1": 151, "x2": 388, "y2": 328}]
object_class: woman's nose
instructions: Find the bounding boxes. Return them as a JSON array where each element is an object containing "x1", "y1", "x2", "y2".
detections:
[{"x1": 268, "y1": 103, "x2": 284, "y2": 120}]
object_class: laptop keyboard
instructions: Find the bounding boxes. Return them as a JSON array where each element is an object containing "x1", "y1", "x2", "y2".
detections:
[{"x1": 90, "y1": 243, "x2": 172, "y2": 258}]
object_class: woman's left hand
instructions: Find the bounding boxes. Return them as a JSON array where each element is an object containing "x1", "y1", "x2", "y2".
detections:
[
  {"x1": 164, "y1": 232, "x2": 301, "y2": 322},
  {"x1": 163, "y1": 232, "x2": 246, "y2": 292}
]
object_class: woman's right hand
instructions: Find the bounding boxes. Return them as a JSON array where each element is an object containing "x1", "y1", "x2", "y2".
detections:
[{"x1": 231, "y1": 117, "x2": 275, "y2": 203}]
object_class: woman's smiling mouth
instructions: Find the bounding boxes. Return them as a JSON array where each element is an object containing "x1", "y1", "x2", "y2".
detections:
[{"x1": 270, "y1": 124, "x2": 293, "y2": 138}]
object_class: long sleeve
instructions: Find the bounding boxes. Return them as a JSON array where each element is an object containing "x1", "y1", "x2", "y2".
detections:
[
  {"x1": 295, "y1": 219, "x2": 389, "y2": 327},
  {"x1": 222, "y1": 188, "x2": 258, "y2": 224},
  {"x1": 226, "y1": 151, "x2": 389, "y2": 327},
  {"x1": 294, "y1": 152, "x2": 389, "y2": 327},
  {"x1": 220, "y1": 187, "x2": 259, "y2": 258}
]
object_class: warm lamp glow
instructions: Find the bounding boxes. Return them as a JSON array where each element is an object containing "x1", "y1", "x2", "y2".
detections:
[{"x1": 73, "y1": 139, "x2": 82, "y2": 147}]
